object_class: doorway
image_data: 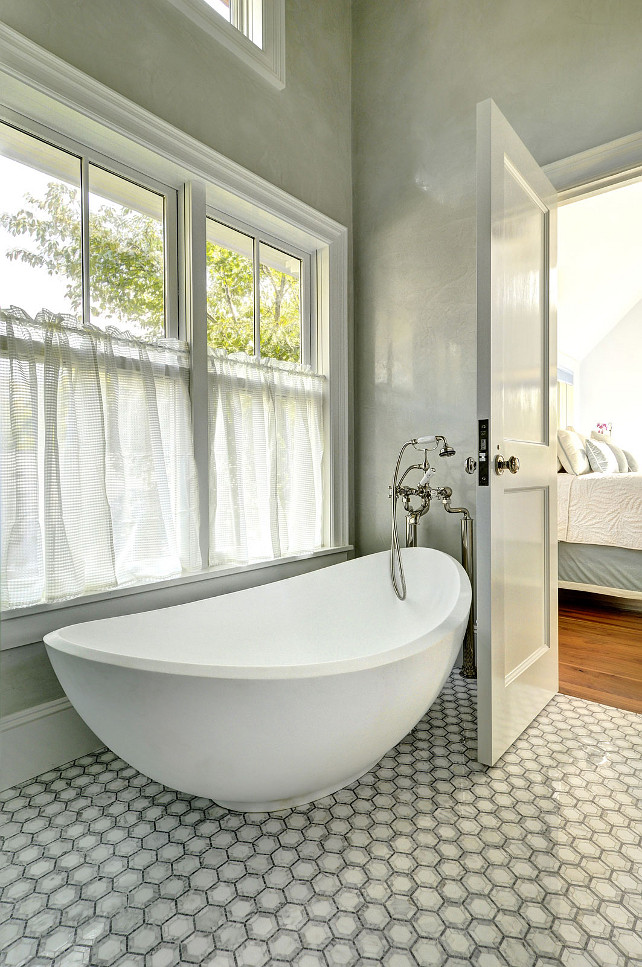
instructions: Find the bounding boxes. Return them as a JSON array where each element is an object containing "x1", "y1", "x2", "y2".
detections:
[{"x1": 555, "y1": 177, "x2": 642, "y2": 713}]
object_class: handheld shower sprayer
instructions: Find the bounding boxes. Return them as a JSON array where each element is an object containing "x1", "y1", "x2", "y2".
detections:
[{"x1": 412, "y1": 434, "x2": 456, "y2": 457}]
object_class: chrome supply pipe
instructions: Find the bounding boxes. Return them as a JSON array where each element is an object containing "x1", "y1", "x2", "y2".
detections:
[{"x1": 441, "y1": 488, "x2": 476, "y2": 679}]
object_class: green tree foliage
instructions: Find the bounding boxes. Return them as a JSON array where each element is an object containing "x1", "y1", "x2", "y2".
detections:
[
  {"x1": 205, "y1": 242, "x2": 301, "y2": 362},
  {"x1": 2, "y1": 181, "x2": 302, "y2": 360},
  {"x1": 1, "y1": 182, "x2": 164, "y2": 335}
]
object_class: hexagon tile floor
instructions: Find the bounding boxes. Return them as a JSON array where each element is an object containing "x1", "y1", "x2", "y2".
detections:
[{"x1": 1, "y1": 674, "x2": 641, "y2": 967}]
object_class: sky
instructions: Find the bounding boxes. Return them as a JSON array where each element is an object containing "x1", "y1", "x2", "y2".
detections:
[{"x1": 0, "y1": 155, "x2": 75, "y2": 319}]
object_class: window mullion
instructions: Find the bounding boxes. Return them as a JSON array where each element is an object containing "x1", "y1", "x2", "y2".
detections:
[
  {"x1": 181, "y1": 182, "x2": 210, "y2": 568},
  {"x1": 301, "y1": 252, "x2": 313, "y2": 369},
  {"x1": 80, "y1": 156, "x2": 91, "y2": 325},
  {"x1": 164, "y1": 193, "x2": 179, "y2": 339},
  {"x1": 253, "y1": 235, "x2": 261, "y2": 358}
]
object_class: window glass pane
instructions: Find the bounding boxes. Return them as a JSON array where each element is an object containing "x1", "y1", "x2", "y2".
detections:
[
  {"x1": 201, "y1": 0, "x2": 261, "y2": 46},
  {"x1": 259, "y1": 242, "x2": 301, "y2": 362},
  {"x1": 0, "y1": 123, "x2": 82, "y2": 319},
  {"x1": 206, "y1": 219, "x2": 254, "y2": 355},
  {"x1": 88, "y1": 165, "x2": 165, "y2": 338},
  {"x1": 203, "y1": 0, "x2": 231, "y2": 22}
]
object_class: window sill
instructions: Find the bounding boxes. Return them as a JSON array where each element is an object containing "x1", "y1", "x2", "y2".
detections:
[{"x1": 1, "y1": 546, "x2": 353, "y2": 650}]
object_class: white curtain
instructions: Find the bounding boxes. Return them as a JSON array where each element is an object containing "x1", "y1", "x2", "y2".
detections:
[
  {"x1": 208, "y1": 350, "x2": 325, "y2": 567},
  {"x1": 0, "y1": 307, "x2": 201, "y2": 609}
]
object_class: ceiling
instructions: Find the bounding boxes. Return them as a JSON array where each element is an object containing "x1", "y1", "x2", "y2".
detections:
[{"x1": 557, "y1": 177, "x2": 642, "y2": 361}]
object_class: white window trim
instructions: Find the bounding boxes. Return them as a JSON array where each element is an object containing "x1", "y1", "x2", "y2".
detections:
[
  {"x1": 162, "y1": 0, "x2": 285, "y2": 90},
  {"x1": 0, "y1": 23, "x2": 349, "y2": 649}
]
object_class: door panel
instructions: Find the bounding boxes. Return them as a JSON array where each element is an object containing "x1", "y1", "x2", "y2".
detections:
[
  {"x1": 502, "y1": 163, "x2": 547, "y2": 445},
  {"x1": 503, "y1": 487, "x2": 548, "y2": 681},
  {"x1": 476, "y1": 99, "x2": 558, "y2": 766}
]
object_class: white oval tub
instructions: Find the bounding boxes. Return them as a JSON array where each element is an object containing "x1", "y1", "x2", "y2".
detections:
[{"x1": 44, "y1": 547, "x2": 471, "y2": 812}]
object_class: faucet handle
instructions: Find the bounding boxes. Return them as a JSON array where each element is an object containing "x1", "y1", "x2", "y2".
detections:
[{"x1": 419, "y1": 467, "x2": 436, "y2": 486}]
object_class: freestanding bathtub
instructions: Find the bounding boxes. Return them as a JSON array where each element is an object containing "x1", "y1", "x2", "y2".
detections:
[{"x1": 45, "y1": 547, "x2": 471, "y2": 812}]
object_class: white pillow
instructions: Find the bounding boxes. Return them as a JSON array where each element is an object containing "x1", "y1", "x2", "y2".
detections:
[
  {"x1": 585, "y1": 438, "x2": 620, "y2": 474},
  {"x1": 605, "y1": 441, "x2": 628, "y2": 473},
  {"x1": 590, "y1": 432, "x2": 631, "y2": 473},
  {"x1": 557, "y1": 429, "x2": 590, "y2": 475},
  {"x1": 623, "y1": 449, "x2": 639, "y2": 472}
]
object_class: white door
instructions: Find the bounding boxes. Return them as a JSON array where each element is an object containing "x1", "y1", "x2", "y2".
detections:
[{"x1": 476, "y1": 99, "x2": 558, "y2": 766}]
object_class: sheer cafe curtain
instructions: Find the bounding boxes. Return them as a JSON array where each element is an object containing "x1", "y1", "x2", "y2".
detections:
[
  {"x1": 0, "y1": 307, "x2": 201, "y2": 609},
  {"x1": 208, "y1": 350, "x2": 325, "y2": 567}
]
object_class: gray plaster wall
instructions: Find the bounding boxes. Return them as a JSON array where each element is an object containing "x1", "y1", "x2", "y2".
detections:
[
  {"x1": 351, "y1": 0, "x2": 642, "y2": 559},
  {"x1": 0, "y1": 0, "x2": 353, "y2": 717}
]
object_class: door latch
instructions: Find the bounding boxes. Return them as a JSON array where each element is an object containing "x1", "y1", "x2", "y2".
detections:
[{"x1": 478, "y1": 419, "x2": 489, "y2": 486}]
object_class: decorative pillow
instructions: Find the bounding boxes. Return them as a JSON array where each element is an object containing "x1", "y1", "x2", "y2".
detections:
[
  {"x1": 590, "y1": 432, "x2": 631, "y2": 473},
  {"x1": 557, "y1": 429, "x2": 590, "y2": 475},
  {"x1": 585, "y1": 438, "x2": 620, "y2": 474},
  {"x1": 623, "y1": 449, "x2": 639, "y2": 472},
  {"x1": 605, "y1": 442, "x2": 628, "y2": 473}
]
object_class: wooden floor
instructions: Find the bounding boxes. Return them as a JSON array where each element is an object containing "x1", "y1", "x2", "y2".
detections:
[{"x1": 558, "y1": 591, "x2": 642, "y2": 714}]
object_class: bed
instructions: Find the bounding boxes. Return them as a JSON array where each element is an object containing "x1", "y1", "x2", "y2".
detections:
[{"x1": 557, "y1": 470, "x2": 642, "y2": 599}]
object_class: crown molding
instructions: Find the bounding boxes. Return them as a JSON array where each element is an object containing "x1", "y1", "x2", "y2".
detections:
[
  {"x1": 544, "y1": 130, "x2": 642, "y2": 202},
  {"x1": 0, "y1": 23, "x2": 340, "y2": 244}
]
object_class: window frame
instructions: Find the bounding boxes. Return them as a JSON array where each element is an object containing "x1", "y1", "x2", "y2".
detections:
[
  {"x1": 162, "y1": 0, "x2": 285, "y2": 90},
  {"x1": 0, "y1": 23, "x2": 350, "y2": 651}
]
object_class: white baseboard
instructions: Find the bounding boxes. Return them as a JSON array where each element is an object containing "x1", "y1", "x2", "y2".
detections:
[{"x1": 0, "y1": 697, "x2": 102, "y2": 791}]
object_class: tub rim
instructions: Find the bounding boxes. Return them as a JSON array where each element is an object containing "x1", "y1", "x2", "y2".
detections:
[{"x1": 44, "y1": 548, "x2": 472, "y2": 681}]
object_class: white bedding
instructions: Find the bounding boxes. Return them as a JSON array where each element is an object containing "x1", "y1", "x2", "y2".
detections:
[{"x1": 557, "y1": 471, "x2": 642, "y2": 551}]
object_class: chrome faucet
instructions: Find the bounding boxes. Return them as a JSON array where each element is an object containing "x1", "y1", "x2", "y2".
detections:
[
  {"x1": 389, "y1": 434, "x2": 476, "y2": 679},
  {"x1": 389, "y1": 435, "x2": 457, "y2": 599}
]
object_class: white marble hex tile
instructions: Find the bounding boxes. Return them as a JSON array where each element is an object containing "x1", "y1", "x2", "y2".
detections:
[{"x1": 1, "y1": 675, "x2": 641, "y2": 967}]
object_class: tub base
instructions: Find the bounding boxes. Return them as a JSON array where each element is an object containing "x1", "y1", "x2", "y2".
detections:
[{"x1": 214, "y1": 760, "x2": 380, "y2": 813}]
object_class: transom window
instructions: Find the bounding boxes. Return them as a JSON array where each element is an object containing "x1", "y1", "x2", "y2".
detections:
[
  {"x1": 162, "y1": 0, "x2": 285, "y2": 89},
  {"x1": 202, "y1": 0, "x2": 262, "y2": 48}
]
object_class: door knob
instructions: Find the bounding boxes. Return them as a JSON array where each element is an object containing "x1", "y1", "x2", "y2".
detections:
[{"x1": 495, "y1": 454, "x2": 520, "y2": 475}]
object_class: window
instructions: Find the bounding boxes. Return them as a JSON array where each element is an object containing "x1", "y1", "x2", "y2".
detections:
[
  {"x1": 205, "y1": 217, "x2": 305, "y2": 362},
  {"x1": 88, "y1": 166, "x2": 166, "y2": 337},
  {"x1": 0, "y1": 113, "x2": 335, "y2": 613},
  {"x1": 204, "y1": 217, "x2": 323, "y2": 568},
  {"x1": 162, "y1": 0, "x2": 285, "y2": 89},
  {"x1": 0, "y1": 125, "x2": 173, "y2": 337},
  {"x1": 202, "y1": 0, "x2": 262, "y2": 48},
  {"x1": 0, "y1": 32, "x2": 348, "y2": 649},
  {"x1": 0, "y1": 121, "x2": 199, "y2": 609},
  {"x1": 0, "y1": 125, "x2": 82, "y2": 319}
]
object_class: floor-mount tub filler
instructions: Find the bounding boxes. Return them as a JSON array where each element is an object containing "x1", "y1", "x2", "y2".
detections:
[
  {"x1": 44, "y1": 548, "x2": 471, "y2": 813},
  {"x1": 390, "y1": 435, "x2": 476, "y2": 678}
]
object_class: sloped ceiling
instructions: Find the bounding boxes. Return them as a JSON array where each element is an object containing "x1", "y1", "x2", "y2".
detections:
[{"x1": 557, "y1": 178, "x2": 642, "y2": 361}]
